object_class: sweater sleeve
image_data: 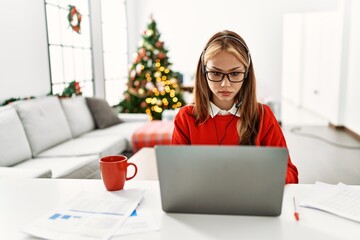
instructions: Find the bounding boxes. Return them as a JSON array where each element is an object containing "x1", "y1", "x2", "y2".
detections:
[
  {"x1": 259, "y1": 105, "x2": 299, "y2": 184},
  {"x1": 171, "y1": 106, "x2": 192, "y2": 144}
]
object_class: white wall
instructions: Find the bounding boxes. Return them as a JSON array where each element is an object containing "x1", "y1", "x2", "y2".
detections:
[
  {"x1": 345, "y1": 0, "x2": 360, "y2": 134},
  {"x1": 282, "y1": 0, "x2": 360, "y2": 135},
  {"x1": 0, "y1": 0, "x2": 50, "y2": 102},
  {"x1": 301, "y1": 10, "x2": 343, "y2": 123},
  {"x1": 282, "y1": 14, "x2": 304, "y2": 107}
]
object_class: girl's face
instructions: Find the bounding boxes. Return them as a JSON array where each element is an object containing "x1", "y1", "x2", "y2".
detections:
[{"x1": 206, "y1": 51, "x2": 245, "y2": 110}]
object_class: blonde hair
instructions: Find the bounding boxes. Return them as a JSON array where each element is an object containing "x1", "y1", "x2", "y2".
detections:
[{"x1": 193, "y1": 30, "x2": 260, "y2": 145}]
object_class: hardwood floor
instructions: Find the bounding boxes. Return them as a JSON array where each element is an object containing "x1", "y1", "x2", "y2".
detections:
[{"x1": 281, "y1": 100, "x2": 360, "y2": 184}]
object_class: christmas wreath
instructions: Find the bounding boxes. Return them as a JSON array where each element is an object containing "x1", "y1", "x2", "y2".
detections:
[{"x1": 67, "y1": 5, "x2": 82, "y2": 34}]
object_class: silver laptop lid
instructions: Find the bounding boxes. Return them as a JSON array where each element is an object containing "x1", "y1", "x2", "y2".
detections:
[{"x1": 155, "y1": 145, "x2": 288, "y2": 216}]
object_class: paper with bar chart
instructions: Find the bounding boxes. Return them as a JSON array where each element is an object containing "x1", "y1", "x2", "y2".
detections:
[{"x1": 22, "y1": 189, "x2": 144, "y2": 240}]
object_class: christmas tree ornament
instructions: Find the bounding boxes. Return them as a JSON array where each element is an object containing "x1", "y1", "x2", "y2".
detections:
[
  {"x1": 141, "y1": 101, "x2": 147, "y2": 108},
  {"x1": 146, "y1": 30, "x2": 154, "y2": 36},
  {"x1": 139, "y1": 48, "x2": 146, "y2": 57},
  {"x1": 156, "y1": 41, "x2": 164, "y2": 48},
  {"x1": 145, "y1": 82, "x2": 155, "y2": 90},
  {"x1": 136, "y1": 64, "x2": 143, "y2": 74},
  {"x1": 130, "y1": 70, "x2": 136, "y2": 80},
  {"x1": 157, "y1": 52, "x2": 165, "y2": 59},
  {"x1": 147, "y1": 59, "x2": 153, "y2": 67}
]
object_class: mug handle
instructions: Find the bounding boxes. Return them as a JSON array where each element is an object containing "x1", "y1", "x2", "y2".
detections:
[{"x1": 126, "y1": 162, "x2": 138, "y2": 180}]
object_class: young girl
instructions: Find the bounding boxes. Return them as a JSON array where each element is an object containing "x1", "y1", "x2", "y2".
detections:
[{"x1": 171, "y1": 30, "x2": 298, "y2": 184}]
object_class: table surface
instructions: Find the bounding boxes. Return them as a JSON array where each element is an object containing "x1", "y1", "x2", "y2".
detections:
[
  {"x1": 1, "y1": 148, "x2": 359, "y2": 240},
  {"x1": 129, "y1": 147, "x2": 158, "y2": 180}
]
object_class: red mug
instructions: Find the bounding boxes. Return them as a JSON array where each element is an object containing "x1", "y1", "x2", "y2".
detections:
[{"x1": 99, "y1": 155, "x2": 138, "y2": 191}]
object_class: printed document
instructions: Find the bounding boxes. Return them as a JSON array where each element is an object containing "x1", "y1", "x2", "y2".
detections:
[
  {"x1": 114, "y1": 201, "x2": 159, "y2": 237},
  {"x1": 23, "y1": 189, "x2": 144, "y2": 240},
  {"x1": 300, "y1": 182, "x2": 360, "y2": 222}
]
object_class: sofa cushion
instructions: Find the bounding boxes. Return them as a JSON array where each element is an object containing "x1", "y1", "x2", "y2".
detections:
[
  {"x1": 36, "y1": 136, "x2": 126, "y2": 158},
  {"x1": 81, "y1": 121, "x2": 146, "y2": 151},
  {"x1": 0, "y1": 167, "x2": 52, "y2": 178},
  {"x1": 15, "y1": 156, "x2": 99, "y2": 179},
  {"x1": 86, "y1": 97, "x2": 123, "y2": 129},
  {"x1": 15, "y1": 96, "x2": 72, "y2": 157},
  {"x1": 61, "y1": 97, "x2": 95, "y2": 137},
  {"x1": 0, "y1": 106, "x2": 32, "y2": 166},
  {"x1": 117, "y1": 113, "x2": 149, "y2": 122}
]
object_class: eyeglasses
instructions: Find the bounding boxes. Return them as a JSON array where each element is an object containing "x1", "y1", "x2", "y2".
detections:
[{"x1": 205, "y1": 70, "x2": 245, "y2": 83}]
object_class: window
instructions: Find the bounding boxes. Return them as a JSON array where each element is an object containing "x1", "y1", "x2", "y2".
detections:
[
  {"x1": 101, "y1": 0, "x2": 128, "y2": 106},
  {"x1": 45, "y1": 0, "x2": 93, "y2": 96}
]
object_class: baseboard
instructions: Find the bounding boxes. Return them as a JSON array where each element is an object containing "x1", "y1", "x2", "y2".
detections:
[{"x1": 328, "y1": 123, "x2": 360, "y2": 142}]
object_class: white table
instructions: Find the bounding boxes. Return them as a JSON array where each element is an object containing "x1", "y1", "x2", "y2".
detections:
[
  {"x1": 0, "y1": 178, "x2": 359, "y2": 240},
  {"x1": 129, "y1": 147, "x2": 158, "y2": 180}
]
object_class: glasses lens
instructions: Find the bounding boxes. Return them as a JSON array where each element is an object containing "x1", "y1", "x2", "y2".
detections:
[
  {"x1": 228, "y1": 72, "x2": 245, "y2": 82},
  {"x1": 207, "y1": 72, "x2": 223, "y2": 81}
]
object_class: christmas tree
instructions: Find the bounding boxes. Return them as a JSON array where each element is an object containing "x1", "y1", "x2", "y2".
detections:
[{"x1": 118, "y1": 16, "x2": 185, "y2": 120}]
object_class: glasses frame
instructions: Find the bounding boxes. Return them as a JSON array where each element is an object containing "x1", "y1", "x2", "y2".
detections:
[{"x1": 205, "y1": 70, "x2": 246, "y2": 83}]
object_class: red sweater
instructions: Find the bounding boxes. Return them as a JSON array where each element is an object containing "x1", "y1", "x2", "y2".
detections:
[{"x1": 171, "y1": 104, "x2": 298, "y2": 184}]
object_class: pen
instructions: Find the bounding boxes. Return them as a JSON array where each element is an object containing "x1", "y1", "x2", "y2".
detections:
[{"x1": 293, "y1": 196, "x2": 300, "y2": 221}]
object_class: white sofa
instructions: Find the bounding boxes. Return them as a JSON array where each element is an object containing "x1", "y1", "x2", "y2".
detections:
[{"x1": 0, "y1": 96, "x2": 148, "y2": 179}]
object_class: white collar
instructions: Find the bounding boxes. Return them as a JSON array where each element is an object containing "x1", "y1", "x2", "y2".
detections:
[{"x1": 209, "y1": 102, "x2": 241, "y2": 118}]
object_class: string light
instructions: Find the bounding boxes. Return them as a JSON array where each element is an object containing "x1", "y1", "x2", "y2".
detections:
[
  {"x1": 162, "y1": 98, "x2": 169, "y2": 105},
  {"x1": 151, "y1": 97, "x2": 157, "y2": 105},
  {"x1": 154, "y1": 106, "x2": 163, "y2": 113}
]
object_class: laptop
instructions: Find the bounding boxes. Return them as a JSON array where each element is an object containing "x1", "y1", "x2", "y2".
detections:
[{"x1": 155, "y1": 145, "x2": 288, "y2": 216}]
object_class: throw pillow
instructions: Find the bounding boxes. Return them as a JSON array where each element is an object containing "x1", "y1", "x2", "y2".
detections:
[
  {"x1": 85, "y1": 97, "x2": 123, "y2": 129},
  {"x1": 61, "y1": 97, "x2": 95, "y2": 137}
]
